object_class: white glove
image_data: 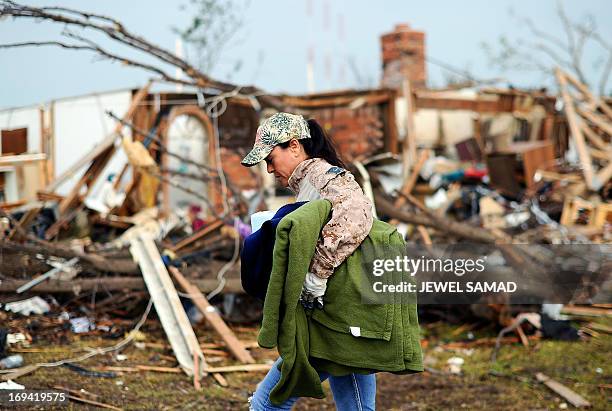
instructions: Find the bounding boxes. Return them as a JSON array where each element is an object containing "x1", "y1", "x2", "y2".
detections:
[{"x1": 300, "y1": 272, "x2": 327, "y2": 310}]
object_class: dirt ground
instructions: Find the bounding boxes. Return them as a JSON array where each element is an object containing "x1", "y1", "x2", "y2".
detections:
[{"x1": 2, "y1": 312, "x2": 611, "y2": 410}]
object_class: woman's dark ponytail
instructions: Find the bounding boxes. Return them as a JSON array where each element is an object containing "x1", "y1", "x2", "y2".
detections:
[{"x1": 301, "y1": 119, "x2": 347, "y2": 169}]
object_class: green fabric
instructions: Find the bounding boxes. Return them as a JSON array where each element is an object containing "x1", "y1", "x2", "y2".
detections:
[{"x1": 258, "y1": 200, "x2": 423, "y2": 405}]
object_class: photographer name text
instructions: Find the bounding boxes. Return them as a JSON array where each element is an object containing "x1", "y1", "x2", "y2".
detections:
[{"x1": 372, "y1": 281, "x2": 517, "y2": 293}]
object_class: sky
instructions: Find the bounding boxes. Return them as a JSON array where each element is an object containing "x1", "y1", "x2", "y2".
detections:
[{"x1": 0, "y1": 0, "x2": 611, "y2": 109}]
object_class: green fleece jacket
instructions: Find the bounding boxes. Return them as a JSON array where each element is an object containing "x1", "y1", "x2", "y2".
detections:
[{"x1": 258, "y1": 200, "x2": 423, "y2": 404}]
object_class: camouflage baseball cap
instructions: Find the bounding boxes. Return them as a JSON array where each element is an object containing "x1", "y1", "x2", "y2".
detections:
[{"x1": 241, "y1": 112, "x2": 311, "y2": 167}]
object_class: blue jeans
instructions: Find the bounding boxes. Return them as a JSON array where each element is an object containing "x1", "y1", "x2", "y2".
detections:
[{"x1": 249, "y1": 358, "x2": 376, "y2": 410}]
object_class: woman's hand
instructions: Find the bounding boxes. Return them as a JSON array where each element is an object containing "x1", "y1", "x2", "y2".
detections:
[{"x1": 299, "y1": 272, "x2": 327, "y2": 310}]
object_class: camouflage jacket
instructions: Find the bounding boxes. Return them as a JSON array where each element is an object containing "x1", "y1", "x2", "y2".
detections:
[{"x1": 288, "y1": 158, "x2": 374, "y2": 279}]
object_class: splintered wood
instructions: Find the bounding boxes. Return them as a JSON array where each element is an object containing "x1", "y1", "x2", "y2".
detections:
[
  {"x1": 555, "y1": 68, "x2": 612, "y2": 191},
  {"x1": 169, "y1": 266, "x2": 255, "y2": 364},
  {"x1": 535, "y1": 373, "x2": 591, "y2": 408}
]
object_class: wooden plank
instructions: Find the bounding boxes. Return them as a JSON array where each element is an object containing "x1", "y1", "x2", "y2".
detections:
[
  {"x1": 560, "y1": 199, "x2": 574, "y2": 226},
  {"x1": 577, "y1": 107, "x2": 612, "y2": 138},
  {"x1": 45, "y1": 133, "x2": 118, "y2": 192},
  {"x1": 170, "y1": 219, "x2": 224, "y2": 252},
  {"x1": 129, "y1": 236, "x2": 206, "y2": 377},
  {"x1": 561, "y1": 305, "x2": 612, "y2": 317},
  {"x1": 515, "y1": 324, "x2": 529, "y2": 347},
  {"x1": 535, "y1": 170, "x2": 582, "y2": 183},
  {"x1": 0, "y1": 153, "x2": 46, "y2": 165},
  {"x1": 594, "y1": 161, "x2": 612, "y2": 192},
  {"x1": 414, "y1": 96, "x2": 502, "y2": 112},
  {"x1": 212, "y1": 372, "x2": 229, "y2": 387},
  {"x1": 7, "y1": 206, "x2": 42, "y2": 240},
  {"x1": 591, "y1": 203, "x2": 612, "y2": 229},
  {"x1": 44, "y1": 205, "x2": 83, "y2": 240},
  {"x1": 416, "y1": 225, "x2": 432, "y2": 245},
  {"x1": 39, "y1": 107, "x2": 47, "y2": 187},
  {"x1": 395, "y1": 149, "x2": 429, "y2": 208},
  {"x1": 401, "y1": 79, "x2": 417, "y2": 178},
  {"x1": 520, "y1": 141, "x2": 556, "y2": 187},
  {"x1": 535, "y1": 372, "x2": 591, "y2": 408},
  {"x1": 57, "y1": 144, "x2": 115, "y2": 215},
  {"x1": 53, "y1": 386, "x2": 100, "y2": 401},
  {"x1": 36, "y1": 190, "x2": 65, "y2": 202},
  {"x1": 0, "y1": 364, "x2": 39, "y2": 381},
  {"x1": 385, "y1": 93, "x2": 399, "y2": 154},
  {"x1": 589, "y1": 148, "x2": 612, "y2": 161},
  {"x1": 563, "y1": 68, "x2": 612, "y2": 119},
  {"x1": 282, "y1": 93, "x2": 391, "y2": 109},
  {"x1": 202, "y1": 348, "x2": 229, "y2": 357},
  {"x1": 47, "y1": 102, "x2": 55, "y2": 184},
  {"x1": 556, "y1": 69, "x2": 596, "y2": 189},
  {"x1": 0, "y1": 200, "x2": 27, "y2": 210},
  {"x1": 98, "y1": 366, "x2": 139, "y2": 373},
  {"x1": 585, "y1": 322, "x2": 612, "y2": 334},
  {"x1": 580, "y1": 122, "x2": 612, "y2": 153},
  {"x1": 193, "y1": 350, "x2": 202, "y2": 390},
  {"x1": 0, "y1": 276, "x2": 243, "y2": 294},
  {"x1": 203, "y1": 364, "x2": 271, "y2": 373},
  {"x1": 135, "y1": 365, "x2": 182, "y2": 373},
  {"x1": 169, "y1": 266, "x2": 255, "y2": 364},
  {"x1": 66, "y1": 394, "x2": 123, "y2": 411}
]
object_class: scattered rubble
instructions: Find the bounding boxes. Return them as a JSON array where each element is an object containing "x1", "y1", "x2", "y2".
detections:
[{"x1": 0, "y1": 19, "x2": 610, "y2": 407}]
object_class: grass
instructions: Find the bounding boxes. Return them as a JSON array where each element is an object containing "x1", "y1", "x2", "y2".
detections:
[{"x1": 5, "y1": 316, "x2": 611, "y2": 410}]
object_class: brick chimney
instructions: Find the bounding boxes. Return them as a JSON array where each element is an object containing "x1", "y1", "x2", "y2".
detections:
[{"x1": 380, "y1": 23, "x2": 426, "y2": 90}]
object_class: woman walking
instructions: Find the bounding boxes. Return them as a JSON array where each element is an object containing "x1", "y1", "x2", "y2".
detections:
[
  {"x1": 241, "y1": 112, "x2": 422, "y2": 410},
  {"x1": 242, "y1": 113, "x2": 423, "y2": 411}
]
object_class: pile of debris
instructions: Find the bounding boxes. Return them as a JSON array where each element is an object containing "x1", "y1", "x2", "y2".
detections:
[
  {"x1": 0, "y1": 65, "x2": 610, "y2": 397},
  {"x1": 0, "y1": 83, "x2": 266, "y2": 394}
]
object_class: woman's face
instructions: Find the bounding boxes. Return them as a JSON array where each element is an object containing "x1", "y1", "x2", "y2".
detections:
[{"x1": 264, "y1": 140, "x2": 306, "y2": 187}]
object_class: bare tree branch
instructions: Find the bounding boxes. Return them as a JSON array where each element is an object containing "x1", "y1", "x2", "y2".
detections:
[
  {"x1": 556, "y1": 0, "x2": 587, "y2": 84},
  {"x1": 0, "y1": 0, "x2": 287, "y2": 109},
  {"x1": 482, "y1": 1, "x2": 608, "y2": 94},
  {"x1": 0, "y1": 39, "x2": 198, "y2": 87},
  {"x1": 522, "y1": 16, "x2": 567, "y2": 52},
  {"x1": 38, "y1": 5, "x2": 121, "y2": 26},
  {"x1": 590, "y1": 32, "x2": 612, "y2": 95},
  {"x1": 0, "y1": 1, "x2": 236, "y2": 91},
  {"x1": 174, "y1": 0, "x2": 247, "y2": 76},
  {"x1": 599, "y1": 52, "x2": 612, "y2": 96},
  {"x1": 526, "y1": 41, "x2": 573, "y2": 72}
]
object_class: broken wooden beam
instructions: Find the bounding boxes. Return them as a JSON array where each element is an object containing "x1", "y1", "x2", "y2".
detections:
[
  {"x1": 0, "y1": 277, "x2": 243, "y2": 294},
  {"x1": 556, "y1": 68, "x2": 596, "y2": 189},
  {"x1": 129, "y1": 235, "x2": 206, "y2": 378},
  {"x1": 169, "y1": 266, "x2": 255, "y2": 364},
  {"x1": 202, "y1": 364, "x2": 272, "y2": 373},
  {"x1": 0, "y1": 240, "x2": 139, "y2": 275},
  {"x1": 396, "y1": 149, "x2": 429, "y2": 208},
  {"x1": 170, "y1": 219, "x2": 224, "y2": 252},
  {"x1": 0, "y1": 364, "x2": 39, "y2": 381},
  {"x1": 7, "y1": 205, "x2": 42, "y2": 241},
  {"x1": 535, "y1": 372, "x2": 591, "y2": 408},
  {"x1": 65, "y1": 394, "x2": 123, "y2": 411},
  {"x1": 561, "y1": 305, "x2": 612, "y2": 317},
  {"x1": 375, "y1": 191, "x2": 497, "y2": 243}
]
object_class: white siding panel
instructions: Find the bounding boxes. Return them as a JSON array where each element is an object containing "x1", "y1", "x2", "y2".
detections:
[{"x1": 53, "y1": 91, "x2": 132, "y2": 196}]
